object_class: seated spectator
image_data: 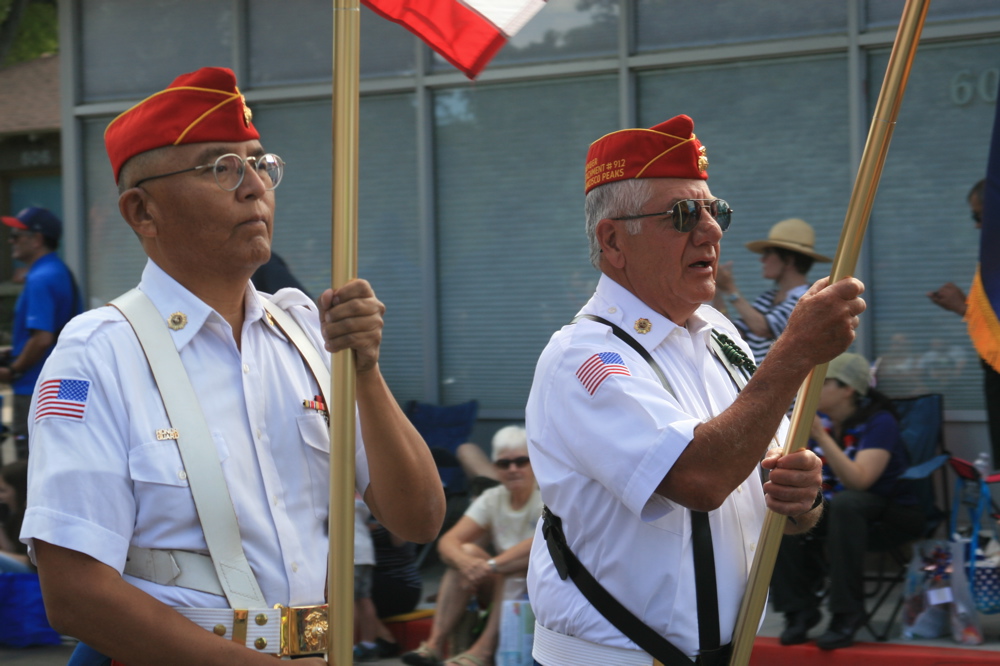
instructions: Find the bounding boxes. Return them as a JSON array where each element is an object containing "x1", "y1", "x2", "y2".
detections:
[
  {"x1": 0, "y1": 460, "x2": 31, "y2": 572},
  {"x1": 402, "y1": 425, "x2": 541, "y2": 666},
  {"x1": 770, "y1": 353, "x2": 924, "y2": 650},
  {"x1": 369, "y1": 521, "x2": 422, "y2": 657}
]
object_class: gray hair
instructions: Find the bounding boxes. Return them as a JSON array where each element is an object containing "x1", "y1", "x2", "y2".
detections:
[
  {"x1": 117, "y1": 146, "x2": 173, "y2": 194},
  {"x1": 585, "y1": 179, "x2": 654, "y2": 270},
  {"x1": 491, "y1": 425, "x2": 528, "y2": 461}
]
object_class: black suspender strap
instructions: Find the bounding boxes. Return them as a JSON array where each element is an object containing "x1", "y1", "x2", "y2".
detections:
[
  {"x1": 542, "y1": 315, "x2": 735, "y2": 664},
  {"x1": 691, "y1": 511, "x2": 721, "y2": 654},
  {"x1": 542, "y1": 507, "x2": 696, "y2": 666}
]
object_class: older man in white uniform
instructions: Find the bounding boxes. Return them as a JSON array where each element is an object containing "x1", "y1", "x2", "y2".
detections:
[
  {"x1": 20, "y1": 67, "x2": 444, "y2": 666},
  {"x1": 526, "y1": 115, "x2": 866, "y2": 665}
]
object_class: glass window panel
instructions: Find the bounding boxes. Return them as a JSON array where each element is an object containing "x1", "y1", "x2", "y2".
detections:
[
  {"x1": 434, "y1": 77, "x2": 618, "y2": 411},
  {"x1": 638, "y1": 55, "x2": 852, "y2": 329},
  {"x1": 80, "y1": 0, "x2": 232, "y2": 102},
  {"x1": 247, "y1": 2, "x2": 415, "y2": 84},
  {"x1": 867, "y1": 0, "x2": 1000, "y2": 29},
  {"x1": 357, "y1": 94, "x2": 422, "y2": 398},
  {"x1": 867, "y1": 40, "x2": 999, "y2": 411},
  {"x1": 250, "y1": 102, "x2": 333, "y2": 300},
  {"x1": 432, "y1": 0, "x2": 618, "y2": 72},
  {"x1": 360, "y1": 6, "x2": 417, "y2": 78},
  {"x1": 82, "y1": 118, "x2": 149, "y2": 307},
  {"x1": 252, "y1": 96, "x2": 423, "y2": 400},
  {"x1": 636, "y1": 0, "x2": 846, "y2": 53},
  {"x1": 248, "y1": 0, "x2": 332, "y2": 85}
]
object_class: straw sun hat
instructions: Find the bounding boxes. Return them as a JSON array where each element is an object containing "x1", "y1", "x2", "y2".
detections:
[{"x1": 745, "y1": 218, "x2": 831, "y2": 263}]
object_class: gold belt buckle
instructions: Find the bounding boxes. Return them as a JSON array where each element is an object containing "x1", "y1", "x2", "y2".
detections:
[{"x1": 278, "y1": 604, "x2": 328, "y2": 657}]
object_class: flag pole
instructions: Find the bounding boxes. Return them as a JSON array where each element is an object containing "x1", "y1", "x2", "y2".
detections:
[
  {"x1": 329, "y1": 0, "x2": 361, "y2": 663},
  {"x1": 727, "y1": 1, "x2": 930, "y2": 663}
]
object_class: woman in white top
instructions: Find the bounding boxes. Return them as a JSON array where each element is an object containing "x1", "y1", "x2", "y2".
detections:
[
  {"x1": 714, "y1": 218, "x2": 831, "y2": 364},
  {"x1": 402, "y1": 426, "x2": 543, "y2": 666}
]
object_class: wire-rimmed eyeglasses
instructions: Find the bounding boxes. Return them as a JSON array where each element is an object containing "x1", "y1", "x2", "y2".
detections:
[
  {"x1": 610, "y1": 198, "x2": 732, "y2": 233},
  {"x1": 133, "y1": 153, "x2": 285, "y2": 192}
]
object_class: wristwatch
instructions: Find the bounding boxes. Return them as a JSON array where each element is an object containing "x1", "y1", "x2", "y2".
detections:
[{"x1": 725, "y1": 291, "x2": 742, "y2": 304}]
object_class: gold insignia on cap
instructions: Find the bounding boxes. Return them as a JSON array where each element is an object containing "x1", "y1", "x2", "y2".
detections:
[
  {"x1": 167, "y1": 312, "x2": 188, "y2": 330},
  {"x1": 634, "y1": 318, "x2": 652, "y2": 334},
  {"x1": 698, "y1": 145, "x2": 709, "y2": 172},
  {"x1": 241, "y1": 94, "x2": 253, "y2": 127}
]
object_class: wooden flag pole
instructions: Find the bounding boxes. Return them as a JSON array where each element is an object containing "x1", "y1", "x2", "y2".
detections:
[
  {"x1": 727, "y1": 1, "x2": 930, "y2": 663},
  {"x1": 329, "y1": 0, "x2": 361, "y2": 663}
]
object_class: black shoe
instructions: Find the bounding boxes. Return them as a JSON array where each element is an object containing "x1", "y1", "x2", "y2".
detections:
[
  {"x1": 779, "y1": 608, "x2": 822, "y2": 646},
  {"x1": 816, "y1": 612, "x2": 865, "y2": 650},
  {"x1": 376, "y1": 637, "x2": 401, "y2": 658}
]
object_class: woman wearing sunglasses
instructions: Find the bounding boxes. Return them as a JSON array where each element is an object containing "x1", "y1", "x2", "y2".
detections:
[
  {"x1": 403, "y1": 426, "x2": 542, "y2": 666},
  {"x1": 714, "y1": 218, "x2": 831, "y2": 365}
]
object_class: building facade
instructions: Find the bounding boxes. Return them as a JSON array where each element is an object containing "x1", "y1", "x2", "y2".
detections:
[{"x1": 58, "y1": 0, "x2": 1000, "y2": 453}]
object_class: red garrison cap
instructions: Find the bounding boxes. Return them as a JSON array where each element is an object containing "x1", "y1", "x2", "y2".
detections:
[
  {"x1": 584, "y1": 115, "x2": 708, "y2": 194},
  {"x1": 104, "y1": 67, "x2": 259, "y2": 183}
]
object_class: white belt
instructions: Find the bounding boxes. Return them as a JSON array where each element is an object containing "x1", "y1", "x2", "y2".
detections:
[
  {"x1": 533, "y1": 622, "x2": 664, "y2": 666},
  {"x1": 176, "y1": 605, "x2": 328, "y2": 657}
]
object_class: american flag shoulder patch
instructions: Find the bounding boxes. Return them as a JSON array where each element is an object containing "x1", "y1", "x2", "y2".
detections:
[
  {"x1": 35, "y1": 378, "x2": 91, "y2": 422},
  {"x1": 576, "y1": 351, "x2": 631, "y2": 396}
]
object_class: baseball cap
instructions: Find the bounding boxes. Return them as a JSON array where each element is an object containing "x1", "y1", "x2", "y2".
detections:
[
  {"x1": 827, "y1": 352, "x2": 872, "y2": 396},
  {"x1": 1, "y1": 207, "x2": 62, "y2": 241}
]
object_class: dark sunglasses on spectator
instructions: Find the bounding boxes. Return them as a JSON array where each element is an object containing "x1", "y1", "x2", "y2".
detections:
[
  {"x1": 609, "y1": 198, "x2": 732, "y2": 233},
  {"x1": 494, "y1": 456, "x2": 531, "y2": 470}
]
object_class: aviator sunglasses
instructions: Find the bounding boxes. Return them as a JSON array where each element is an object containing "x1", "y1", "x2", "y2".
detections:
[
  {"x1": 494, "y1": 456, "x2": 531, "y2": 470},
  {"x1": 610, "y1": 198, "x2": 733, "y2": 233}
]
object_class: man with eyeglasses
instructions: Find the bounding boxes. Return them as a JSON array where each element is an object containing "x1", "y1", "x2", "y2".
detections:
[
  {"x1": 0, "y1": 207, "x2": 81, "y2": 463},
  {"x1": 525, "y1": 115, "x2": 866, "y2": 665},
  {"x1": 19, "y1": 67, "x2": 444, "y2": 666},
  {"x1": 928, "y1": 178, "x2": 1000, "y2": 467}
]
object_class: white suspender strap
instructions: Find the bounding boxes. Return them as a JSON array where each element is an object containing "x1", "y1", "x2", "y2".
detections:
[
  {"x1": 110, "y1": 288, "x2": 266, "y2": 609},
  {"x1": 260, "y1": 300, "x2": 331, "y2": 410}
]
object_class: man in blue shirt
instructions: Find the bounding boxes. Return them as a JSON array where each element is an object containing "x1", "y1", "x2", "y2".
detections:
[{"x1": 0, "y1": 207, "x2": 81, "y2": 461}]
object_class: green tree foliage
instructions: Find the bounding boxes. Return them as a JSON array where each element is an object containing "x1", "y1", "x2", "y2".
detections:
[{"x1": 0, "y1": 0, "x2": 58, "y2": 67}]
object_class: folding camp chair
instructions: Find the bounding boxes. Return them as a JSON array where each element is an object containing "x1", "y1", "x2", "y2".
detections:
[{"x1": 862, "y1": 393, "x2": 950, "y2": 640}]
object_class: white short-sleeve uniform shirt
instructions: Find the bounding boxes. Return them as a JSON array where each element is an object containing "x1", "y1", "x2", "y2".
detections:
[
  {"x1": 21, "y1": 260, "x2": 370, "y2": 609},
  {"x1": 526, "y1": 275, "x2": 786, "y2": 660}
]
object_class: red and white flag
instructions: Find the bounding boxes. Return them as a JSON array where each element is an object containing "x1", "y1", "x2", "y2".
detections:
[{"x1": 362, "y1": 0, "x2": 547, "y2": 79}]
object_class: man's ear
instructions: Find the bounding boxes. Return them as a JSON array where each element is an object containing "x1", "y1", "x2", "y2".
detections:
[
  {"x1": 118, "y1": 188, "x2": 158, "y2": 238},
  {"x1": 595, "y1": 218, "x2": 627, "y2": 269}
]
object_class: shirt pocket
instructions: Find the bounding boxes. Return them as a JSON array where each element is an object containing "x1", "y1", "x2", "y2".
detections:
[
  {"x1": 129, "y1": 436, "x2": 233, "y2": 525},
  {"x1": 129, "y1": 439, "x2": 195, "y2": 524},
  {"x1": 297, "y1": 413, "x2": 330, "y2": 521}
]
